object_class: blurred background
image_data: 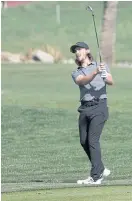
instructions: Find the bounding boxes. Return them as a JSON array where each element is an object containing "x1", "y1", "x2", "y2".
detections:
[{"x1": 1, "y1": 1, "x2": 132, "y2": 65}]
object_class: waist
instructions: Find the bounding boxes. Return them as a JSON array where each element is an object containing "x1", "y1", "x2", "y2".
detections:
[{"x1": 81, "y1": 98, "x2": 107, "y2": 107}]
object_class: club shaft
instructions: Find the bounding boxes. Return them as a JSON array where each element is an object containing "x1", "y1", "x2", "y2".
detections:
[{"x1": 92, "y1": 14, "x2": 102, "y2": 63}]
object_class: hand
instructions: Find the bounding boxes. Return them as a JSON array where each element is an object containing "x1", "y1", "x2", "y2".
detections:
[
  {"x1": 95, "y1": 63, "x2": 104, "y2": 73},
  {"x1": 97, "y1": 63, "x2": 107, "y2": 78}
]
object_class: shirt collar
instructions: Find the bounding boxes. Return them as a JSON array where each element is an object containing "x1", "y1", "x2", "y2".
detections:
[{"x1": 77, "y1": 61, "x2": 95, "y2": 69}]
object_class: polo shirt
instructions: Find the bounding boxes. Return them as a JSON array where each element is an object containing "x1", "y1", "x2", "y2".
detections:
[{"x1": 71, "y1": 61, "x2": 110, "y2": 101}]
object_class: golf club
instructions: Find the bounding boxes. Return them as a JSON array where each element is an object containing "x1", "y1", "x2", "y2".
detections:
[
  {"x1": 86, "y1": 5, "x2": 102, "y2": 63},
  {"x1": 86, "y1": 6, "x2": 107, "y2": 78}
]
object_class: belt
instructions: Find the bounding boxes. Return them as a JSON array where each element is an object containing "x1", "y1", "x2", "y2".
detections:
[{"x1": 81, "y1": 98, "x2": 106, "y2": 107}]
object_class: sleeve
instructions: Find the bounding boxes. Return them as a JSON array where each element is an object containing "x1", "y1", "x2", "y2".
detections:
[{"x1": 71, "y1": 70, "x2": 81, "y2": 84}]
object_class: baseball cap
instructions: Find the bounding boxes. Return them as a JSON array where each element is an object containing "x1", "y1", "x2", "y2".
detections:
[{"x1": 70, "y1": 42, "x2": 89, "y2": 53}]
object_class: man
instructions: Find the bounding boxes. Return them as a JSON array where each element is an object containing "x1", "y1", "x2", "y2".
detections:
[{"x1": 70, "y1": 42, "x2": 114, "y2": 184}]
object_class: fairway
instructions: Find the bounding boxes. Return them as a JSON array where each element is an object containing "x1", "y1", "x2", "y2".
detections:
[
  {"x1": 1, "y1": 64, "x2": 132, "y2": 195},
  {"x1": 2, "y1": 186, "x2": 132, "y2": 201}
]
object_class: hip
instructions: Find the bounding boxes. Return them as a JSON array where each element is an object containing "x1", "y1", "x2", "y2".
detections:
[
  {"x1": 78, "y1": 99, "x2": 109, "y2": 121},
  {"x1": 78, "y1": 98, "x2": 108, "y2": 115}
]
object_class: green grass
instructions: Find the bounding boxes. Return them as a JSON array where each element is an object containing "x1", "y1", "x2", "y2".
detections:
[
  {"x1": 2, "y1": 186, "x2": 132, "y2": 201},
  {"x1": 1, "y1": 1, "x2": 132, "y2": 61},
  {"x1": 1, "y1": 64, "x2": 132, "y2": 188}
]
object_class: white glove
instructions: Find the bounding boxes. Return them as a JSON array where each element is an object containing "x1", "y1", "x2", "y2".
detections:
[{"x1": 101, "y1": 68, "x2": 107, "y2": 78}]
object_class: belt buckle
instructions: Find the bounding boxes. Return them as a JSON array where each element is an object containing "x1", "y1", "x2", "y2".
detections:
[
  {"x1": 94, "y1": 98, "x2": 99, "y2": 102},
  {"x1": 91, "y1": 98, "x2": 99, "y2": 106},
  {"x1": 91, "y1": 101, "x2": 95, "y2": 106}
]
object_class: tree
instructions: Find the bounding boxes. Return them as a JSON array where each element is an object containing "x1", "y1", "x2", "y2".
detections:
[
  {"x1": 101, "y1": 1, "x2": 118, "y2": 66},
  {"x1": 1, "y1": 1, "x2": 7, "y2": 9}
]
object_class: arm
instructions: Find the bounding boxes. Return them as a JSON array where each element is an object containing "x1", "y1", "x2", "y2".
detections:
[
  {"x1": 75, "y1": 70, "x2": 98, "y2": 85},
  {"x1": 103, "y1": 73, "x2": 114, "y2": 85},
  {"x1": 72, "y1": 63, "x2": 114, "y2": 86}
]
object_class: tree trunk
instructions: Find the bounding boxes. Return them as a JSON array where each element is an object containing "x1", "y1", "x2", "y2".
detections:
[{"x1": 101, "y1": 1, "x2": 118, "y2": 66}]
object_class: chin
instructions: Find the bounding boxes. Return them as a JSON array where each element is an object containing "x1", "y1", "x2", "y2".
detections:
[{"x1": 77, "y1": 57, "x2": 82, "y2": 62}]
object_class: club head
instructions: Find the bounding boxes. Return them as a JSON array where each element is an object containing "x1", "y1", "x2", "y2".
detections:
[
  {"x1": 86, "y1": 5, "x2": 94, "y2": 14},
  {"x1": 88, "y1": 6, "x2": 93, "y2": 11}
]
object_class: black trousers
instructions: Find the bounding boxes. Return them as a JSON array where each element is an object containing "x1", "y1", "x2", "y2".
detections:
[{"x1": 78, "y1": 99, "x2": 109, "y2": 181}]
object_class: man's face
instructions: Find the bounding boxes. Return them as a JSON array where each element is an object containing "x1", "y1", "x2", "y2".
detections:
[{"x1": 75, "y1": 47, "x2": 89, "y2": 62}]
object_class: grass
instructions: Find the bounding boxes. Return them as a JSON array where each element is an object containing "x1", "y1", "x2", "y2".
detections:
[
  {"x1": 2, "y1": 186, "x2": 132, "y2": 201},
  {"x1": 1, "y1": 1, "x2": 132, "y2": 61},
  {"x1": 1, "y1": 64, "x2": 132, "y2": 190}
]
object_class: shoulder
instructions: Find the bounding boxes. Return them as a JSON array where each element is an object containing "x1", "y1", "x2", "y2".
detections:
[
  {"x1": 71, "y1": 67, "x2": 81, "y2": 75},
  {"x1": 71, "y1": 67, "x2": 82, "y2": 81}
]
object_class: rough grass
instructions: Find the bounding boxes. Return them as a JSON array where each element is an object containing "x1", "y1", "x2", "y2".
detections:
[{"x1": 2, "y1": 186, "x2": 132, "y2": 201}]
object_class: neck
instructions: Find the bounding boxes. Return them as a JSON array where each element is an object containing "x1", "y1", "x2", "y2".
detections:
[{"x1": 81, "y1": 57, "x2": 92, "y2": 67}]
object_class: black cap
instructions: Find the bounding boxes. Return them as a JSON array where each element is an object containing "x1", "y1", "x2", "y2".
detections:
[{"x1": 70, "y1": 42, "x2": 89, "y2": 53}]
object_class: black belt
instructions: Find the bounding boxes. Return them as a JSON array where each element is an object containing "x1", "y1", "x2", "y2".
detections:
[{"x1": 81, "y1": 98, "x2": 106, "y2": 107}]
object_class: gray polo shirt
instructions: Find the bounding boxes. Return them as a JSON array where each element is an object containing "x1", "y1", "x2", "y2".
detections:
[{"x1": 71, "y1": 61, "x2": 110, "y2": 102}]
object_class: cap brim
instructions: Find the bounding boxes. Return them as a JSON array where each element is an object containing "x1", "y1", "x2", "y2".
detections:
[
  {"x1": 70, "y1": 44, "x2": 89, "y2": 53},
  {"x1": 70, "y1": 45, "x2": 79, "y2": 53}
]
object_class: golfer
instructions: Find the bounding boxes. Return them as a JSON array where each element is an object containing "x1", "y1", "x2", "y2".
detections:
[{"x1": 70, "y1": 42, "x2": 114, "y2": 184}]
